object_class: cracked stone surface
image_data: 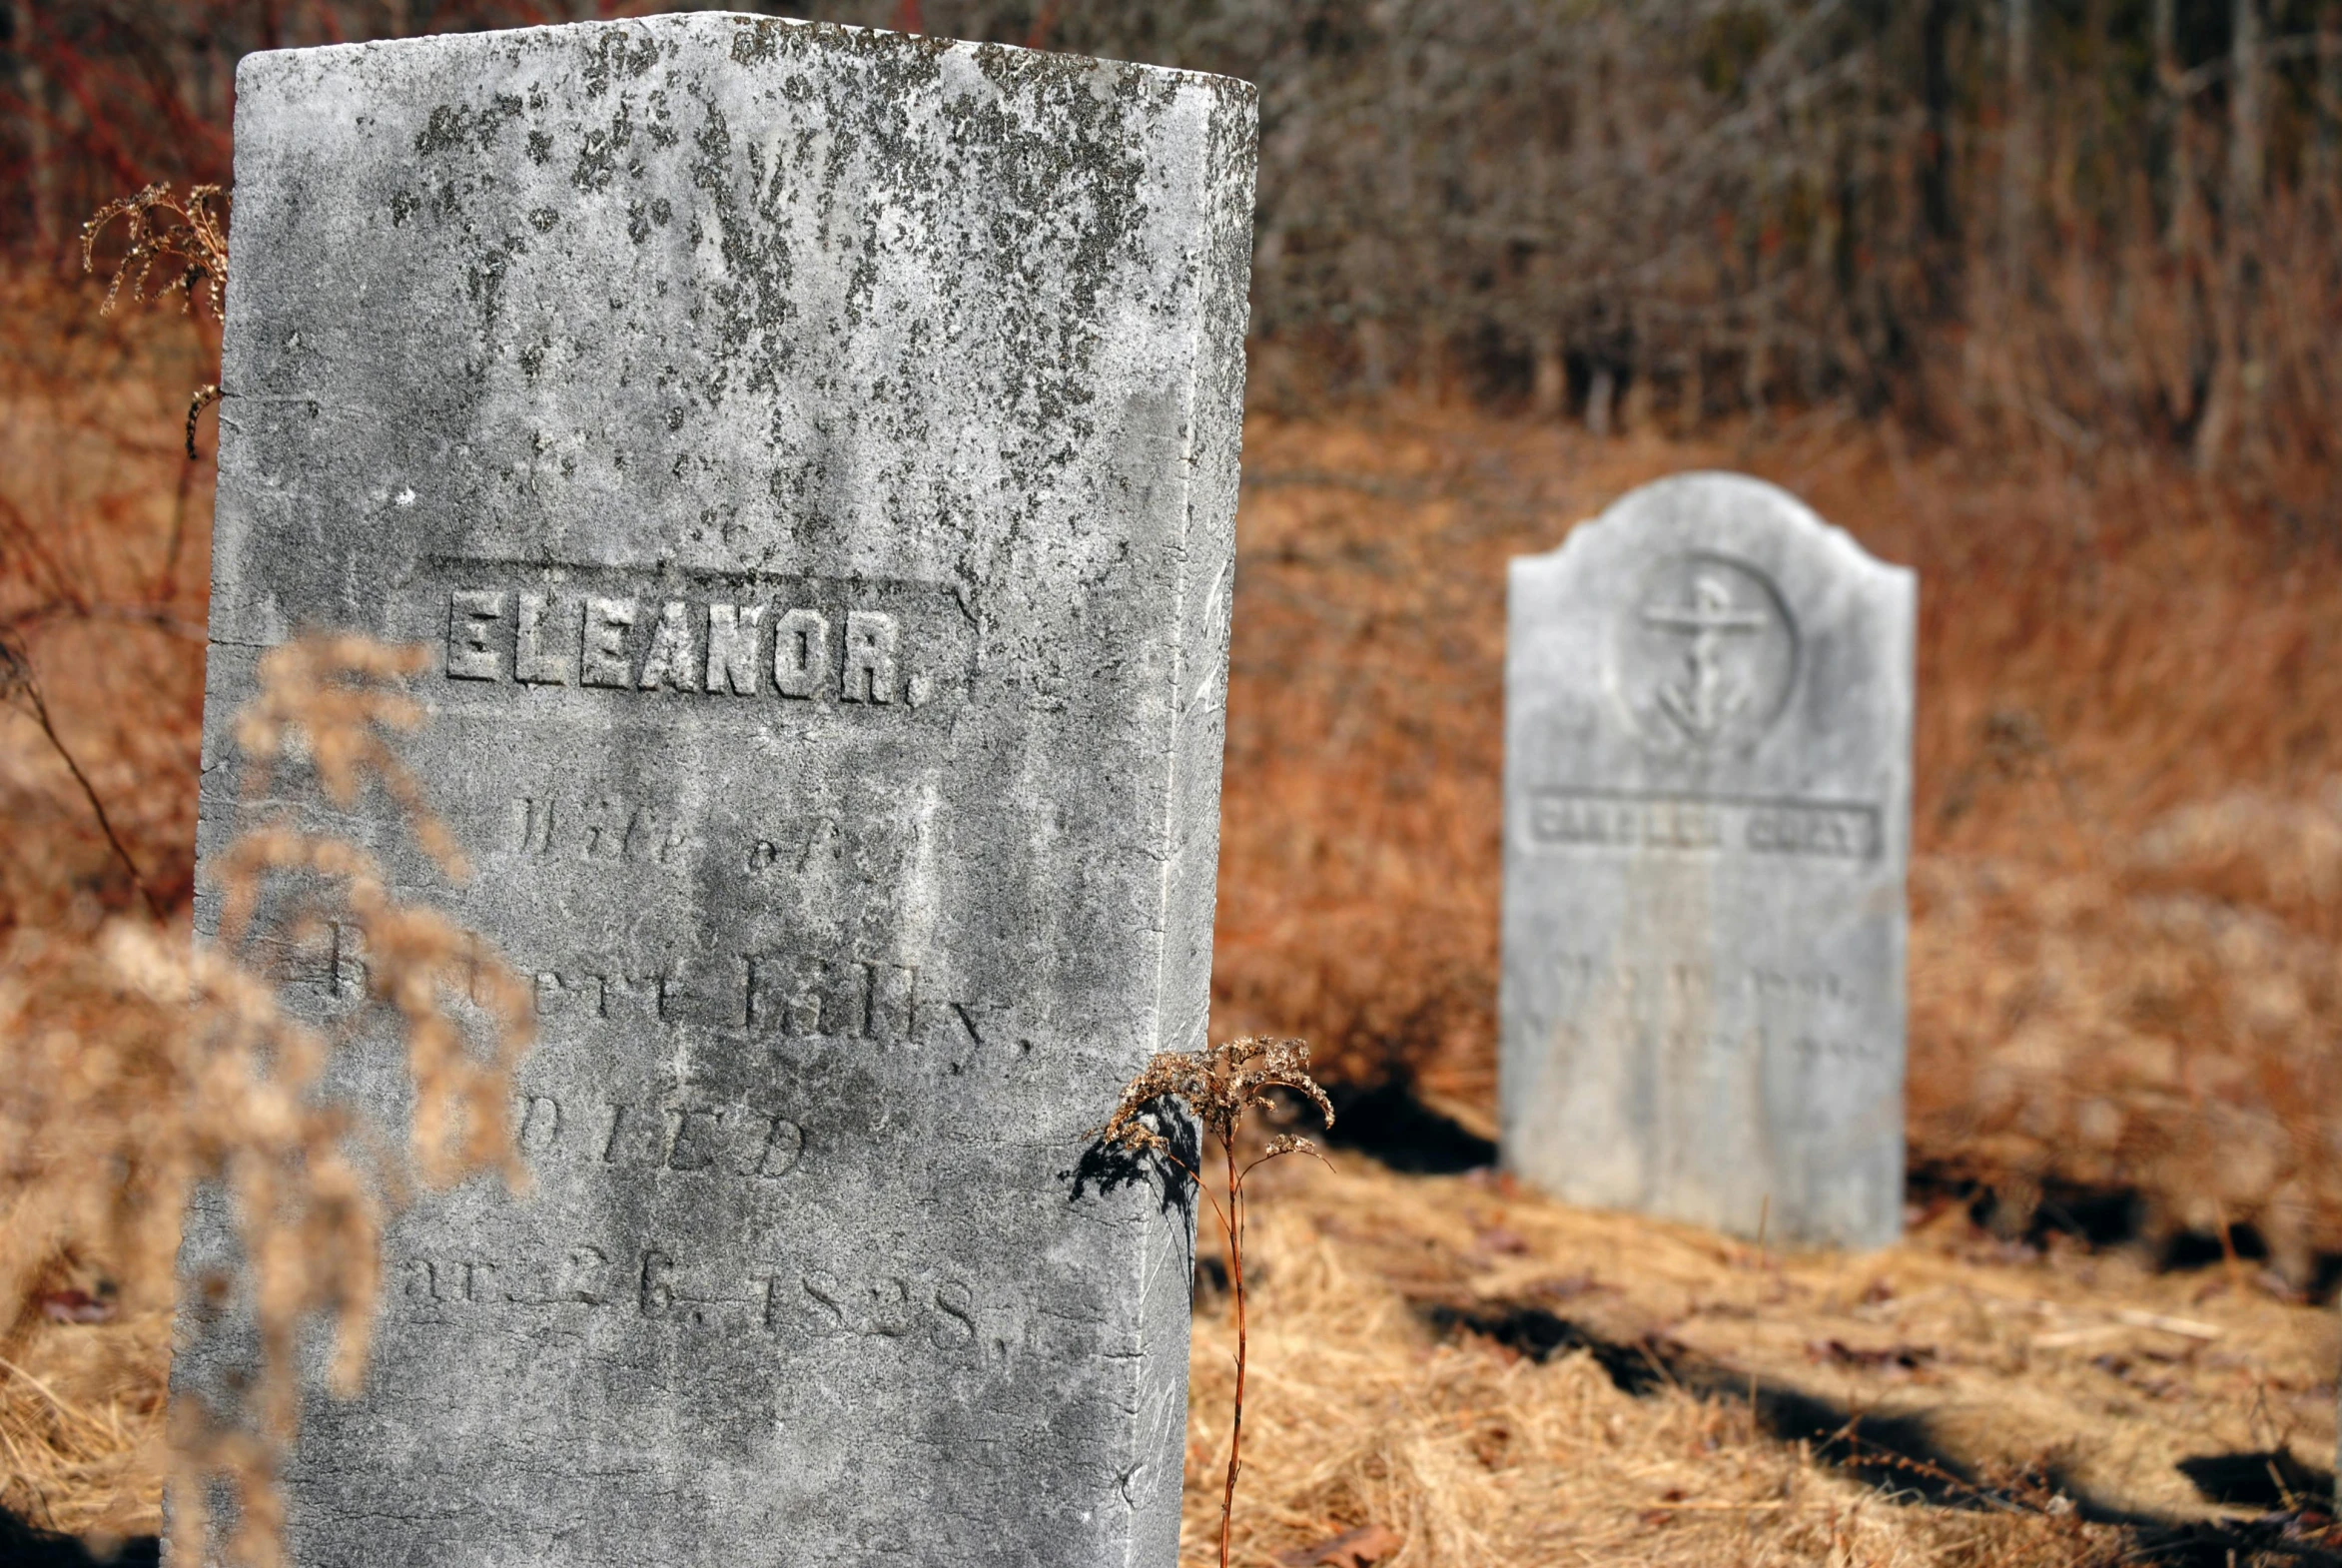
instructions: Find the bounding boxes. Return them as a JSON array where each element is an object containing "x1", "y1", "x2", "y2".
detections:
[
  {"x1": 183, "y1": 14, "x2": 1254, "y2": 1564},
  {"x1": 1500, "y1": 474, "x2": 1915, "y2": 1250}
]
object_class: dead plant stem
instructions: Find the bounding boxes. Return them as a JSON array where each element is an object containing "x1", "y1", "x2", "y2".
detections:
[
  {"x1": 1221, "y1": 1133, "x2": 1245, "y2": 1568},
  {"x1": 159, "y1": 440, "x2": 195, "y2": 599},
  {"x1": 14, "y1": 663, "x2": 164, "y2": 920}
]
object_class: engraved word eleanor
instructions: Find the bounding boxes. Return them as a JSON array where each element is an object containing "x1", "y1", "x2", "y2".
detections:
[{"x1": 444, "y1": 588, "x2": 933, "y2": 706}]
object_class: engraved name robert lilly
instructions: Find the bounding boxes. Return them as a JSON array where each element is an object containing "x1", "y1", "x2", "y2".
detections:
[{"x1": 443, "y1": 586, "x2": 945, "y2": 706}]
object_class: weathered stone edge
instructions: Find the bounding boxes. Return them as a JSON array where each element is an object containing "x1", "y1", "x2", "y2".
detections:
[
  {"x1": 1512, "y1": 470, "x2": 1919, "y2": 597},
  {"x1": 232, "y1": 10, "x2": 1264, "y2": 99}
]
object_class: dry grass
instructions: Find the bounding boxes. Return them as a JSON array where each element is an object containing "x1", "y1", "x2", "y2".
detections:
[
  {"x1": 7, "y1": 1146, "x2": 2328, "y2": 1566},
  {"x1": 0, "y1": 1302, "x2": 168, "y2": 1546},
  {"x1": 1183, "y1": 1152, "x2": 2336, "y2": 1567}
]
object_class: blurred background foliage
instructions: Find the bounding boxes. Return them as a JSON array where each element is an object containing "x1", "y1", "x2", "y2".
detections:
[{"x1": 6, "y1": 0, "x2": 2342, "y2": 472}]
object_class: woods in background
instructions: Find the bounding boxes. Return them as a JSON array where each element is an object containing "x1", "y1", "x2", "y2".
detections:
[{"x1": 7, "y1": 0, "x2": 2342, "y2": 473}]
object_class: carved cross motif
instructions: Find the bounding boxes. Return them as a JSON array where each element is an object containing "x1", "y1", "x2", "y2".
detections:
[{"x1": 1640, "y1": 572, "x2": 1767, "y2": 743}]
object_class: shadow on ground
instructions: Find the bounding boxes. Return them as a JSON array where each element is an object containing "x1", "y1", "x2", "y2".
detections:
[
  {"x1": 1425, "y1": 1296, "x2": 2342, "y2": 1567},
  {"x1": 1319, "y1": 1082, "x2": 1496, "y2": 1175},
  {"x1": 0, "y1": 1510, "x2": 156, "y2": 1567}
]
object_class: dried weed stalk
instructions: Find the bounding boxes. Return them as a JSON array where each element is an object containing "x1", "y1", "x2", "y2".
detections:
[
  {"x1": 81, "y1": 183, "x2": 228, "y2": 459},
  {"x1": 228, "y1": 635, "x2": 468, "y2": 887},
  {"x1": 1097, "y1": 1036, "x2": 1334, "y2": 1568},
  {"x1": 0, "y1": 634, "x2": 531, "y2": 1566}
]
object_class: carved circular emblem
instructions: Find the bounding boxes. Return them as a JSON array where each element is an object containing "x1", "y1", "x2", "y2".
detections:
[{"x1": 1610, "y1": 553, "x2": 1796, "y2": 751}]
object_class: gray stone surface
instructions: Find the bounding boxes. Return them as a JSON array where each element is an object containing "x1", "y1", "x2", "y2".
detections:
[
  {"x1": 1499, "y1": 474, "x2": 1914, "y2": 1249},
  {"x1": 182, "y1": 15, "x2": 1253, "y2": 1565}
]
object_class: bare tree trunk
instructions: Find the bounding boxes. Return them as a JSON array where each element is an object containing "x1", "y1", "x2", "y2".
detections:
[
  {"x1": 1743, "y1": 328, "x2": 1771, "y2": 427},
  {"x1": 2154, "y1": 0, "x2": 2193, "y2": 254},
  {"x1": 1918, "y1": 0, "x2": 1960, "y2": 324},
  {"x1": 1987, "y1": 0, "x2": 2036, "y2": 428},
  {"x1": 1530, "y1": 331, "x2": 1566, "y2": 419},
  {"x1": 2197, "y1": 0, "x2": 2266, "y2": 472},
  {"x1": 1413, "y1": 316, "x2": 1443, "y2": 402},
  {"x1": 2317, "y1": 2, "x2": 2340, "y2": 216},
  {"x1": 10, "y1": 0, "x2": 55, "y2": 260},
  {"x1": 2230, "y1": 0, "x2": 2267, "y2": 465},
  {"x1": 2001, "y1": 0, "x2": 2034, "y2": 302},
  {"x1": 1388, "y1": 13, "x2": 1422, "y2": 392},
  {"x1": 190, "y1": 14, "x2": 218, "y2": 128},
  {"x1": 1526, "y1": 115, "x2": 1561, "y2": 420},
  {"x1": 1622, "y1": 310, "x2": 1652, "y2": 433},
  {"x1": 1355, "y1": 317, "x2": 1390, "y2": 394},
  {"x1": 1620, "y1": 374, "x2": 1652, "y2": 434},
  {"x1": 2147, "y1": 0, "x2": 2212, "y2": 437},
  {"x1": 1585, "y1": 365, "x2": 1615, "y2": 436},
  {"x1": 2229, "y1": 0, "x2": 2265, "y2": 218}
]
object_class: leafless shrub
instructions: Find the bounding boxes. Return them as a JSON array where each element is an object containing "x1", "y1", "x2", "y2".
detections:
[{"x1": 0, "y1": 633, "x2": 167, "y2": 920}]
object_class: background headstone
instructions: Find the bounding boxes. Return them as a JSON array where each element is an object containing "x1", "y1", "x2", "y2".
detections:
[
  {"x1": 184, "y1": 16, "x2": 1253, "y2": 1565},
  {"x1": 1500, "y1": 474, "x2": 1914, "y2": 1248}
]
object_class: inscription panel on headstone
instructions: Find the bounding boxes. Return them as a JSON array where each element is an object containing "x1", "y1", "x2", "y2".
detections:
[
  {"x1": 184, "y1": 16, "x2": 1253, "y2": 1567},
  {"x1": 1500, "y1": 474, "x2": 1914, "y2": 1248}
]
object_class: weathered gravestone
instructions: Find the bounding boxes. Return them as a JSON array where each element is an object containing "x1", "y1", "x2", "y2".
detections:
[
  {"x1": 1499, "y1": 474, "x2": 1914, "y2": 1248},
  {"x1": 184, "y1": 15, "x2": 1254, "y2": 1565}
]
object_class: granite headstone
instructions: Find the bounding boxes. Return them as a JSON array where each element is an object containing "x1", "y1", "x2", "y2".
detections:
[
  {"x1": 184, "y1": 15, "x2": 1253, "y2": 1565},
  {"x1": 1499, "y1": 474, "x2": 1914, "y2": 1248}
]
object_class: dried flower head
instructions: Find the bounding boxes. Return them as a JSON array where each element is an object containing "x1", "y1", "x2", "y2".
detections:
[
  {"x1": 82, "y1": 183, "x2": 230, "y2": 324},
  {"x1": 1097, "y1": 1035, "x2": 1335, "y2": 1163},
  {"x1": 3, "y1": 630, "x2": 531, "y2": 1567},
  {"x1": 82, "y1": 183, "x2": 232, "y2": 457}
]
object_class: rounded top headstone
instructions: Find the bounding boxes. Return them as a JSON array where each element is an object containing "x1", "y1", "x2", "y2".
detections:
[{"x1": 1500, "y1": 469, "x2": 1916, "y2": 1250}]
